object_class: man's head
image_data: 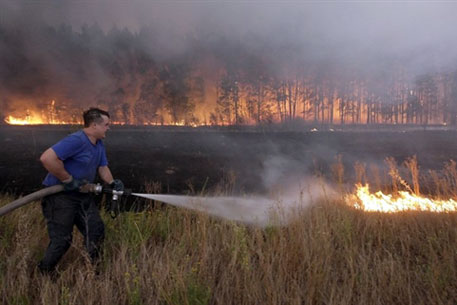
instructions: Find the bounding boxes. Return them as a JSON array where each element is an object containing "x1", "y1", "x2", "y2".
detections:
[
  {"x1": 83, "y1": 108, "x2": 110, "y2": 127},
  {"x1": 83, "y1": 108, "x2": 110, "y2": 140}
]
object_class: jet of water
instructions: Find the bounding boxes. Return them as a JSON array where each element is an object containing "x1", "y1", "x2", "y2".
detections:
[
  {"x1": 132, "y1": 193, "x2": 280, "y2": 225},
  {"x1": 131, "y1": 177, "x2": 334, "y2": 226}
]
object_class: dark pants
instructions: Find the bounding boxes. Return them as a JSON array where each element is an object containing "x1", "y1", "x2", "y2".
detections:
[{"x1": 38, "y1": 192, "x2": 105, "y2": 272}]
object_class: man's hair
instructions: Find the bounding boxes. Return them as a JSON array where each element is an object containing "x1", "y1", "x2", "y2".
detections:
[{"x1": 83, "y1": 108, "x2": 110, "y2": 127}]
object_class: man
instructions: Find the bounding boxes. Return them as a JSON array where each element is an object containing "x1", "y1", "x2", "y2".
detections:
[{"x1": 38, "y1": 107, "x2": 123, "y2": 274}]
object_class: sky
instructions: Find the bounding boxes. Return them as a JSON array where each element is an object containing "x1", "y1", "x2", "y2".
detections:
[
  {"x1": 1, "y1": 0, "x2": 456, "y2": 94},
  {"x1": 5, "y1": 1, "x2": 455, "y2": 63}
]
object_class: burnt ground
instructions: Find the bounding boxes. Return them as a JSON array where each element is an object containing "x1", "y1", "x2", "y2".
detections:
[{"x1": 1, "y1": 125, "x2": 457, "y2": 196}]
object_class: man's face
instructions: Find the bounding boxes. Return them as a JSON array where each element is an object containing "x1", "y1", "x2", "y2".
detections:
[{"x1": 93, "y1": 115, "x2": 110, "y2": 139}]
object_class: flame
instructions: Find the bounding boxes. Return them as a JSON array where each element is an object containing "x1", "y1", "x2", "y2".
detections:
[
  {"x1": 346, "y1": 184, "x2": 457, "y2": 213},
  {"x1": 4, "y1": 115, "x2": 44, "y2": 125},
  {"x1": 4, "y1": 114, "x2": 74, "y2": 125},
  {"x1": 4, "y1": 109, "x2": 74, "y2": 125},
  {"x1": 5, "y1": 115, "x2": 205, "y2": 126},
  {"x1": 4, "y1": 101, "x2": 207, "y2": 126}
]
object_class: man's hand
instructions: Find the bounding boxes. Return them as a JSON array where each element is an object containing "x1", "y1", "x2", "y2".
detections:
[
  {"x1": 110, "y1": 179, "x2": 124, "y2": 191},
  {"x1": 63, "y1": 176, "x2": 86, "y2": 192}
]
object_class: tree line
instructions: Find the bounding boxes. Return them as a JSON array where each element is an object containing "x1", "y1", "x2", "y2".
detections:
[{"x1": 1, "y1": 22, "x2": 457, "y2": 126}]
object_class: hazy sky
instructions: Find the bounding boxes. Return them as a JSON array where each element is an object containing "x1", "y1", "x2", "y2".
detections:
[{"x1": 2, "y1": 0, "x2": 457, "y2": 74}]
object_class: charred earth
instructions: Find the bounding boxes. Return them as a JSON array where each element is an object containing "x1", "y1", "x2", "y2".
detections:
[{"x1": 1, "y1": 125, "x2": 457, "y2": 196}]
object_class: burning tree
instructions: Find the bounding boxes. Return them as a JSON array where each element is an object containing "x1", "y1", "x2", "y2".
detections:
[
  {"x1": 216, "y1": 73, "x2": 240, "y2": 125},
  {"x1": 2, "y1": 20, "x2": 457, "y2": 127},
  {"x1": 159, "y1": 62, "x2": 195, "y2": 125}
]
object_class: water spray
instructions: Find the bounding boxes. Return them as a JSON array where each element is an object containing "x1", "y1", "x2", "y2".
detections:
[
  {"x1": 132, "y1": 193, "x2": 278, "y2": 225},
  {"x1": 0, "y1": 185, "x2": 279, "y2": 225}
]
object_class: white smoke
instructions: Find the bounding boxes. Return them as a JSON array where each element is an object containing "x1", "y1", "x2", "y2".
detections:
[
  {"x1": 2, "y1": 0, "x2": 457, "y2": 75},
  {"x1": 134, "y1": 177, "x2": 334, "y2": 227},
  {"x1": 134, "y1": 151, "x2": 336, "y2": 226}
]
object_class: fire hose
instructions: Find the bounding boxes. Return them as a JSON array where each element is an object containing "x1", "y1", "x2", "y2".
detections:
[
  {"x1": 0, "y1": 184, "x2": 285, "y2": 225},
  {"x1": 0, "y1": 184, "x2": 131, "y2": 218}
]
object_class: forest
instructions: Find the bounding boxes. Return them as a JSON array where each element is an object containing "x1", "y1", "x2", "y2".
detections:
[{"x1": 1, "y1": 20, "x2": 457, "y2": 126}]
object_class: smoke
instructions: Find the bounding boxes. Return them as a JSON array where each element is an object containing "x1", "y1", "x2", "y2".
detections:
[
  {"x1": 1, "y1": 0, "x2": 457, "y2": 120},
  {"x1": 130, "y1": 140, "x2": 339, "y2": 226},
  {"x1": 3, "y1": 1, "x2": 456, "y2": 69},
  {"x1": 40, "y1": 2, "x2": 457, "y2": 64},
  {"x1": 134, "y1": 176, "x2": 334, "y2": 226}
]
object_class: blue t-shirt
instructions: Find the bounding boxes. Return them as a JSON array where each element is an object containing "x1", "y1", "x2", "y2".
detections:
[{"x1": 43, "y1": 130, "x2": 108, "y2": 186}]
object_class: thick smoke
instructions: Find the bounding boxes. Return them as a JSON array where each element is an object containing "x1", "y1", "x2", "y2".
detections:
[
  {"x1": 1, "y1": 0, "x2": 457, "y2": 123},
  {"x1": 16, "y1": 1, "x2": 456, "y2": 69}
]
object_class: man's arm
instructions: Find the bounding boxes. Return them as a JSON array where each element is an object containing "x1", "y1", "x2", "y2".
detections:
[
  {"x1": 98, "y1": 166, "x2": 114, "y2": 184},
  {"x1": 40, "y1": 148, "x2": 72, "y2": 182}
]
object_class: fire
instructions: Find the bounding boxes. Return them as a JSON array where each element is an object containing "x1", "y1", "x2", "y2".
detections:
[
  {"x1": 4, "y1": 110, "x2": 74, "y2": 125},
  {"x1": 4, "y1": 114, "x2": 44, "y2": 125},
  {"x1": 4, "y1": 101, "x2": 207, "y2": 126},
  {"x1": 347, "y1": 184, "x2": 457, "y2": 213},
  {"x1": 3, "y1": 101, "x2": 75, "y2": 125},
  {"x1": 5, "y1": 115, "x2": 205, "y2": 126}
]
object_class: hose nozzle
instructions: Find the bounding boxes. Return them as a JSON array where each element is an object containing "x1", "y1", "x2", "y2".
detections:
[
  {"x1": 79, "y1": 183, "x2": 131, "y2": 218},
  {"x1": 79, "y1": 183, "x2": 103, "y2": 194}
]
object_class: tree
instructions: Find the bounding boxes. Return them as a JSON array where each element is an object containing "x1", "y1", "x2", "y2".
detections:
[
  {"x1": 406, "y1": 90, "x2": 420, "y2": 124},
  {"x1": 217, "y1": 73, "x2": 240, "y2": 125},
  {"x1": 159, "y1": 63, "x2": 194, "y2": 124},
  {"x1": 415, "y1": 74, "x2": 438, "y2": 124},
  {"x1": 448, "y1": 71, "x2": 457, "y2": 126},
  {"x1": 245, "y1": 75, "x2": 272, "y2": 124}
]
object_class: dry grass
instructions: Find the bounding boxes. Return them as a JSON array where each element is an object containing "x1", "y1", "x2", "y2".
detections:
[{"x1": 2, "y1": 157, "x2": 457, "y2": 305}]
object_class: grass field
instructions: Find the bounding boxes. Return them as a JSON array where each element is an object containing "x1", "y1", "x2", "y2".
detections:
[{"x1": 2, "y1": 157, "x2": 457, "y2": 305}]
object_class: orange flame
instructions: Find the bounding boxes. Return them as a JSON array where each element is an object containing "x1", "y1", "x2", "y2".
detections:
[
  {"x1": 4, "y1": 115, "x2": 43, "y2": 125},
  {"x1": 5, "y1": 115, "x2": 205, "y2": 126},
  {"x1": 346, "y1": 184, "x2": 457, "y2": 213},
  {"x1": 3, "y1": 101, "x2": 74, "y2": 125},
  {"x1": 4, "y1": 100, "x2": 207, "y2": 126},
  {"x1": 4, "y1": 112, "x2": 73, "y2": 125}
]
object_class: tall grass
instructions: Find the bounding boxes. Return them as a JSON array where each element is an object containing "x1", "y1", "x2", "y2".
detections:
[{"x1": 2, "y1": 157, "x2": 457, "y2": 304}]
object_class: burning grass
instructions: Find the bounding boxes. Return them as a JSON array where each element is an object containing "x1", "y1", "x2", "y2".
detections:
[{"x1": 2, "y1": 157, "x2": 457, "y2": 304}]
